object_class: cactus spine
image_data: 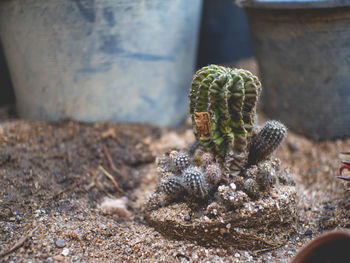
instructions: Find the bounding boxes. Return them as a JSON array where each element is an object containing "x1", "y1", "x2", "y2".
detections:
[{"x1": 189, "y1": 65, "x2": 262, "y2": 157}]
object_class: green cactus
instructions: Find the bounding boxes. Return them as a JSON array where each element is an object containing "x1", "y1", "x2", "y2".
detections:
[{"x1": 189, "y1": 65, "x2": 262, "y2": 157}]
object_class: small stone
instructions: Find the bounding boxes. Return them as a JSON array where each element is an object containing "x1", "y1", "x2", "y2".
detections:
[
  {"x1": 304, "y1": 230, "x2": 313, "y2": 236},
  {"x1": 218, "y1": 185, "x2": 226, "y2": 193},
  {"x1": 61, "y1": 248, "x2": 70, "y2": 256},
  {"x1": 184, "y1": 215, "x2": 191, "y2": 222},
  {"x1": 55, "y1": 239, "x2": 66, "y2": 248},
  {"x1": 77, "y1": 215, "x2": 85, "y2": 221},
  {"x1": 52, "y1": 255, "x2": 64, "y2": 262},
  {"x1": 229, "y1": 183, "x2": 237, "y2": 191},
  {"x1": 98, "y1": 197, "x2": 131, "y2": 218},
  {"x1": 203, "y1": 216, "x2": 210, "y2": 222},
  {"x1": 288, "y1": 142, "x2": 298, "y2": 152},
  {"x1": 220, "y1": 228, "x2": 226, "y2": 235},
  {"x1": 234, "y1": 252, "x2": 240, "y2": 258}
]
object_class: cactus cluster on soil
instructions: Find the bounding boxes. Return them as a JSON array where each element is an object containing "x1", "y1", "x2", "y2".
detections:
[
  {"x1": 156, "y1": 150, "x2": 220, "y2": 200},
  {"x1": 153, "y1": 65, "x2": 287, "y2": 201},
  {"x1": 145, "y1": 65, "x2": 295, "y2": 250}
]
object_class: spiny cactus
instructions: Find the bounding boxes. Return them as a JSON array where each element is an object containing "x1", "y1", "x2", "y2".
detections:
[
  {"x1": 183, "y1": 166, "x2": 208, "y2": 199},
  {"x1": 189, "y1": 65, "x2": 262, "y2": 157},
  {"x1": 172, "y1": 152, "x2": 190, "y2": 171},
  {"x1": 205, "y1": 164, "x2": 222, "y2": 185},
  {"x1": 156, "y1": 150, "x2": 223, "y2": 200},
  {"x1": 244, "y1": 178, "x2": 260, "y2": 199},
  {"x1": 157, "y1": 151, "x2": 191, "y2": 174},
  {"x1": 248, "y1": 120, "x2": 287, "y2": 165},
  {"x1": 159, "y1": 175, "x2": 185, "y2": 198}
]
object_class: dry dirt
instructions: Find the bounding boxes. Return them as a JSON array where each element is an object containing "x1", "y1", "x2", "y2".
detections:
[{"x1": 1, "y1": 105, "x2": 350, "y2": 263}]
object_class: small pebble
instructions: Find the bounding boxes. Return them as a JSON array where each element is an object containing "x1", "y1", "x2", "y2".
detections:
[
  {"x1": 288, "y1": 142, "x2": 298, "y2": 153},
  {"x1": 77, "y1": 215, "x2": 85, "y2": 221},
  {"x1": 52, "y1": 255, "x2": 64, "y2": 262},
  {"x1": 61, "y1": 248, "x2": 70, "y2": 256},
  {"x1": 230, "y1": 183, "x2": 237, "y2": 191},
  {"x1": 304, "y1": 230, "x2": 313, "y2": 236},
  {"x1": 55, "y1": 239, "x2": 66, "y2": 248},
  {"x1": 234, "y1": 252, "x2": 240, "y2": 258},
  {"x1": 184, "y1": 215, "x2": 191, "y2": 222}
]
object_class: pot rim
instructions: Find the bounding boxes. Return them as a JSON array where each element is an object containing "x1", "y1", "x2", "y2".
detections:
[{"x1": 236, "y1": 0, "x2": 350, "y2": 9}]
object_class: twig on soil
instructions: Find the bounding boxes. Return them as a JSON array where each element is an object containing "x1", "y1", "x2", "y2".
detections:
[
  {"x1": 0, "y1": 226, "x2": 38, "y2": 257},
  {"x1": 85, "y1": 181, "x2": 96, "y2": 191},
  {"x1": 98, "y1": 165, "x2": 124, "y2": 195},
  {"x1": 251, "y1": 239, "x2": 288, "y2": 255},
  {"x1": 52, "y1": 182, "x2": 77, "y2": 199},
  {"x1": 66, "y1": 151, "x2": 72, "y2": 165},
  {"x1": 103, "y1": 146, "x2": 119, "y2": 173},
  {"x1": 89, "y1": 169, "x2": 117, "y2": 198}
]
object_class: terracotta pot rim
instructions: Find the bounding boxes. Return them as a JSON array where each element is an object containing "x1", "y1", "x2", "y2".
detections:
[{"x1": 291, "y1": 230, "x2": 350, "y2": 263}]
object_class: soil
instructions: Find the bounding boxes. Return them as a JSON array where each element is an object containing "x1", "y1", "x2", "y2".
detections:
[
  {"x1": 1, "y1": 60, "x2": 350, "y2": 263},
  {"x1": 1, "y1": 107, "x2": 350, "y2": 263}
]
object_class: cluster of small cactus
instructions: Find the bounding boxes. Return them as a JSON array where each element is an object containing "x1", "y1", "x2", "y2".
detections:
[
  {"x1": 189, "y1": 65, "x2": 262, "y2": 157},
  {"x1": 154, "y1": 65, "x2": 288, "y2": 203},
  {"x1": 147, "y1": 66, "x2": 295, "y2": 250},
  {"x1": 157, "y1": 150, "x2": 221, "y2": 200}
]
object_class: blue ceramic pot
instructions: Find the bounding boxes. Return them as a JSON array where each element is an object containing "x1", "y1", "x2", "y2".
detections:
[{"x1": 0, "y1": 0, "x2": 202, "y2": 126}]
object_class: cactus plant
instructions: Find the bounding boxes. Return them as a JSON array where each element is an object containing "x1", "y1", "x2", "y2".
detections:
[
  {"x1": 146, "y1": 65, "x2": 295, "y2": 250},
  {"x1": 183, "y1": 166, "x2": 209, "y2": 199},
  {"x1": 159, "y1": 175, "x2": 185, "y2": 199},
  {"x1": 248, "y1": 120, "x2": 287, "y2": 165},
  {"x1": 189, "y1": 65, "x2": 262, "y2": 157},
  {"x1": 155, "y1": 150, "x2": 223, "y2": 200}
]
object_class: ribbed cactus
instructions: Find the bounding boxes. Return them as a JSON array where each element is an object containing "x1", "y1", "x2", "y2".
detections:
[
  {"x1": 189, "y1": 65, "x2": 262, "y2": 157},
  {"x1": 248, "y1": 120, "x2": 287, "y2": 165}
]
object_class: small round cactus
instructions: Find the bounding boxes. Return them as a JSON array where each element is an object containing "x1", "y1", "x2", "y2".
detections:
[
  {"x1": 189, "y1": 65, "x2": 262, "y2": 157},
  {"x1": 172, "y1": 152, "x2": 190, "y2": 171},
  {"x1": 255, "y1": 163, "x2": 277, "y2": 190},
  {"x1": 183, "y1": 166, "x2": 209, "y2": 198},
  {"x1": 244, "y1": 178, "x2": 260, "y2": 199},
  {"x1": 248, "y1": 120, "x2": 287, "y2": 165},
  {"x1": 158, "y1": 175, "x2": 185, "y2": 199},
  {"x1": 204, "y1": 163, "x2": 222, "y2": 185},
  {"x1": 200, "y1": 152, "x2": 214, "y2": 167}
]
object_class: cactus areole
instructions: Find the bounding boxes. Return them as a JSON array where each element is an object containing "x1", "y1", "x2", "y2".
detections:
[{"x1": 189, "y1": 65, "x2": 262, "y2": 157}]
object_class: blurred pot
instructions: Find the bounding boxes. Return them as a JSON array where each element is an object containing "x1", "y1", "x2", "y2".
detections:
[
  {"x1": 196, "y1": 0, "x2": 253, "y2": 67},
  {"x1": 0, "y1": 0, "x2": 202, "y2": 126},
  {"x1": 292, "y1": 231, "x2": 350, "y2": 263},
  {"x1": 238, "y1": 0, "x2": 350, "y2": 140}
]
